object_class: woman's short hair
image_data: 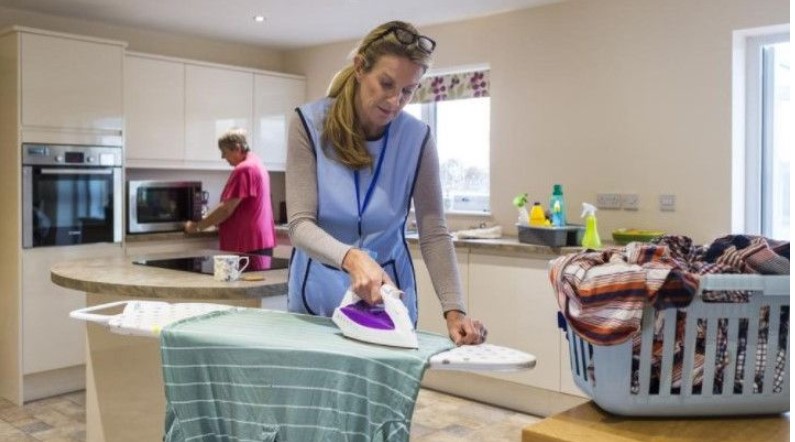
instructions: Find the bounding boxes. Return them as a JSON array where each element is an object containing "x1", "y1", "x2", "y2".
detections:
[{"x1": 218, "y1": 128, "x2": 250, "y2": 152}]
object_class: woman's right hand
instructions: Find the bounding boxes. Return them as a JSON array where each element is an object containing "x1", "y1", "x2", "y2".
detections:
[{"x1": 342, "y1": 248, "x2": 394, "y2": 304}]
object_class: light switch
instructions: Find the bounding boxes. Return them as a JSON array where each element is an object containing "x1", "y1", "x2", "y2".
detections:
[
  {"x1": 621, "y1": 193, "x2": 639, "y2": 211},
  {"x1": 596, "y1": 193, "x2": 622, "y2": 210}
]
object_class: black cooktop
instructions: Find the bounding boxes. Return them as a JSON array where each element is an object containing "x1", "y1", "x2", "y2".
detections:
[{"x1": 132, "y1": 254, "x2": 289, "y2": 275}]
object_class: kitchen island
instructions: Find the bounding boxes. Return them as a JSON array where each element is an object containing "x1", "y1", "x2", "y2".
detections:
[{"x1": 51, "y1": 250, "x2": 288, "y2": 442}]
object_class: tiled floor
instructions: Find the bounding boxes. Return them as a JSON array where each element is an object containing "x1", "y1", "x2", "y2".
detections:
[
  {"x1": 0, "y1": 391, "x2": 85, "y2": 442},
  {"x1": 0, "y1": 388, "x2": 541, "y2": 441}
]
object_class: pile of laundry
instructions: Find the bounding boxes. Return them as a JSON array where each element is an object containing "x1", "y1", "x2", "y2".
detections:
[{"x1": 549, "y1": 234, "x2": 789, "y2": 395}]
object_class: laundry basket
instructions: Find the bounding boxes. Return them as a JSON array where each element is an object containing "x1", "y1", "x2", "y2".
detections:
[{"x1": 564, "y1": 274, "x2": 789, "y2": 416}]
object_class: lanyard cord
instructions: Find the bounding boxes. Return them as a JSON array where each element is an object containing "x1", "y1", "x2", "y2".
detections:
[{"x1": 354, "y1": 125, "x2": 390, "y2": 219}]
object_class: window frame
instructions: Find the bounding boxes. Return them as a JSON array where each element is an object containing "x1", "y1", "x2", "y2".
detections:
[
  {"x1": 732, "y1": 25, "x2": 789, "y2": 238},
  {"x1": 407, "y1": 96, "x2": 491, "y2": 216}
]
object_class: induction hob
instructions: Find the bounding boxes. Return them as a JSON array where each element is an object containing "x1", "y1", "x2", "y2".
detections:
[{"x1": 132, "y1": 254, "x2": 289, "y2": 275}]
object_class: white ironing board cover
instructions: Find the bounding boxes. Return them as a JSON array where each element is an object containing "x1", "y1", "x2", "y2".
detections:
[
  {"x1": 70, "y1": 300, "x2": 235, "y2": 337},
  {"x1": 70, "y1": 300, "x2": 536, "y2": 371}
]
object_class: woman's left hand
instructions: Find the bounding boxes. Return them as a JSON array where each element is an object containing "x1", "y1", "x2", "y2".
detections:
[{"x1": 444, "y1": 310, "x2": 487, "y2": 346}]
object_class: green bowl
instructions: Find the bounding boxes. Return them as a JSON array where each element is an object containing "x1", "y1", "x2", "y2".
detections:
[{"x1": 612, "y1": 228, "x2": 665, "y2": 245}]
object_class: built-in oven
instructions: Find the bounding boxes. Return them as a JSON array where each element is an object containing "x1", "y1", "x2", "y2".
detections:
[
  {"x1": 127, "y1": 181, "x2": 204, "y2": 234},
  {"x1": 22, "y1": 143, "x2": 123, "y2": 248}
]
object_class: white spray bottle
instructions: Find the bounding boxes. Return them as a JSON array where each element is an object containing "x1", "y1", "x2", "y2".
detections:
[
  {"x1": 513, "y1": 193, "x2": 530, "y2": 226},
  {"x1": 581, "y1": 203, "x2": 602, "y2": 249}
]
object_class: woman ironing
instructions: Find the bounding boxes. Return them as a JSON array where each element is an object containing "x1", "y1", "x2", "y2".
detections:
[{"x1": 286, "y1": 20, "x2": 486, "y2": 345}]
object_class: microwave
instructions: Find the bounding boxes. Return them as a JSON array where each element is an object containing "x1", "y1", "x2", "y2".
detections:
[{"x1": 127, "y1": 181, "x2": 204, "y2": 234}]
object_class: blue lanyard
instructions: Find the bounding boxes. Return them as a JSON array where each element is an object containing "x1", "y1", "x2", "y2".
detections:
[{"x1": 354, "y1": 125, "x2": 390, "y2": 237}]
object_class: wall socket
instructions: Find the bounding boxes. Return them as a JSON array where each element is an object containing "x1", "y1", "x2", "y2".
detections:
[
  {"x1": 659, "y1": 194, "x2": 676, "y2": 212},
  {"x1": 621, "y1": 193, "x2": 639, "y2": 210},
  {"x1": 596, "y1": 193, "x2": 622, "y2": 210}
]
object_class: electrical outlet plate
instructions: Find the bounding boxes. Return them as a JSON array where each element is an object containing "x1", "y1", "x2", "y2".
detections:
[
  {"x1": 621, "y1": 193, "x2": 639, "y2": 210},
  {"x1": 659, "y1": 194, "x2": 676, "y2": 212},
  {"x1": 596, "y1": 193, "x2": 622, "y2": 210}
]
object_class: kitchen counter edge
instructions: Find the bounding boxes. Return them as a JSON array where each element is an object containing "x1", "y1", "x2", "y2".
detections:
[
  {"x1": 405, "y1": 233, "x2": 592, "y2": 258},
  {"x1": 50, "y1": 251, "x2": 287, "y2": 300}
]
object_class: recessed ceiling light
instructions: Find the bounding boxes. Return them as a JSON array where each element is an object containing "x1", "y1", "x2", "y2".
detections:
[{"x1": 253, "y1": 15, "x2": 266, "y2": 23}]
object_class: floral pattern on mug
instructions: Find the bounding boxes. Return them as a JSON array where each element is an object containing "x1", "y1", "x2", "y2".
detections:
[{"x1": 213, "y1": 255, "x2": 250, "y2": 282}]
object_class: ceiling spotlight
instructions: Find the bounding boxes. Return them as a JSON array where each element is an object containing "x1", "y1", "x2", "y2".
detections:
[{"x1": 253, "y1": 15, "x2": 266, "y2": 23}]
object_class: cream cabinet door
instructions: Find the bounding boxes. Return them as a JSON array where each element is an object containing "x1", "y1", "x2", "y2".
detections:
[
  {"x1": 20, "y1": 33, "x2": 123, "y2": 132},
  {"x1": 468, "y1": 253, "x2": 561, "y2": 391},
  {"x1": 22, "y1": 243, "x2": 124, "y2": 374},
  {"x1": 185, "y1": 64, "x2": 253, "y2": 165},
  {"x1": 124, "y1": 55, "x2": 185, "y2": 163},
  {"x1": 410, "y1": 244, "x2": 468, "y2": 335},
  {"x1": 253, "y1": 74, "x2": 305, "y2": 171}
]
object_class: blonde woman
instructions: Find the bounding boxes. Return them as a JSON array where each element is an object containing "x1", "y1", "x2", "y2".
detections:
[{"x1": 287, "y1": 21, "x2": 486, "y2": 345}]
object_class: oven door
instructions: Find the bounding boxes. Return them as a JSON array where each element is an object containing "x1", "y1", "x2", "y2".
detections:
[{"x1": 23, "y1": 166, "x2": 122, "y2": 248}]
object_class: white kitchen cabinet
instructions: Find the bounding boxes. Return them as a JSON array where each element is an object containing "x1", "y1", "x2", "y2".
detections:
[
  {"x1": 467, "y1": 252, "x2": 561, "y2": 391},
  {"x1": 19, "y1": 30, "x2": 124, "y2": 135},
  {"x1": 185, "y1": 64, "x2": 253, "y2": 165},
  {"x1": 21, "y1": 243, "x2": 124, "y2": 401},
  {"x1": 410, "y1": 244, "x2": 469, "y2": 335},
  {"x1": 124, "y1": 54, "x2": 185, "y2": 164},
  {"x1": 253, "y1": 74, "x2": 306, "y2": 171}
]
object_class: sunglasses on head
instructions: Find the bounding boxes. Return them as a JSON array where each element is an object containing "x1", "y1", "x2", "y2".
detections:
[{"x1": 361, "y1": 26, "x2": 436, "y2": 55}]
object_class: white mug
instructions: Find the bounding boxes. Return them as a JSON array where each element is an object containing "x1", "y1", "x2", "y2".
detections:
[{"x1": 213, "y1": 255, "x2": 250, "y2": 282}]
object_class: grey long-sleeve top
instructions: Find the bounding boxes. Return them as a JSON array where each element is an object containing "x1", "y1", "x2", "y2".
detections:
[{"x1": 285, "y1": 113, "x2": 466, "y2": 315}]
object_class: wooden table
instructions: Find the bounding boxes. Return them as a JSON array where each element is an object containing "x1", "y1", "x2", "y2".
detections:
[{"x1": 522, "y1": 401, "x2": 789, "y2": 442}]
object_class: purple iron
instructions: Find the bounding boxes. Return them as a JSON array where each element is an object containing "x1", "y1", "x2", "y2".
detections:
[{"x1": 332, "y1": 285, "x2": 418, "y2": 349}]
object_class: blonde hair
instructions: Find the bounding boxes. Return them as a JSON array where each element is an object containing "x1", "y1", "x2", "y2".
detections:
[
  {"x1": 324, "y1": 21, "x2": 433, "y2": 169},
  {"x1": 218, "y1": 128, "x2": 250, "y2": 152}
]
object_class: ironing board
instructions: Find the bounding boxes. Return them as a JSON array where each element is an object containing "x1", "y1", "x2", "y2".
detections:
[
  {"x1": 71, "y1": 300, "x2": 537, "y2": 371},
  {"x1": 72, "y1": 301, "x2": 536, "y2": 442}
]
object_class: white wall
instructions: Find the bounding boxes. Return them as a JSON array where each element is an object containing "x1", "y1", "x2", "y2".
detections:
[{"x1": 283, "y1": 0, "x2": 789, "y2": 243}]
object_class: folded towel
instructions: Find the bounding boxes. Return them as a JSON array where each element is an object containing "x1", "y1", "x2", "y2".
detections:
[{"x1": 453, "y1": 225, "x2": 502, "y2": 239}]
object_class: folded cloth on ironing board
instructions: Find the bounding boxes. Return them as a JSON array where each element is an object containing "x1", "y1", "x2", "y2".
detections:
[{"x1": 160, "y1": 308, "x2": 454, "y2": 442}]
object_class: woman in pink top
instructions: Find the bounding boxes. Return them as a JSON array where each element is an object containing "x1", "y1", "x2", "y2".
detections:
[{"x1": 184, "y1": 128, "x2": 276, "y2": 254}]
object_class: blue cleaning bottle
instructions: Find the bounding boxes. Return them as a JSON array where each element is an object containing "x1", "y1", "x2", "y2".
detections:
[
  {"x1": 549, "y1": 184, "x2": 566, "y2": 227},
  {"x1": 581, "y1": 203, "x2": 602, "y2": 249}
]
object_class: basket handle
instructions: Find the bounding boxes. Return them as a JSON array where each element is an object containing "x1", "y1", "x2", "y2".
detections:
[
  {"x1": 69, "y1": 301, "x2": 131, "y2": 325},
  {"x1": 698, "y1": 274, "x2": 789, "y2": 295}
]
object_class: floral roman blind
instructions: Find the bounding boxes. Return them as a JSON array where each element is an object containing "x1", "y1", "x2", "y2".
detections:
[{"x1": 411, "y1": 69, "x2": 490, "y2": 104}]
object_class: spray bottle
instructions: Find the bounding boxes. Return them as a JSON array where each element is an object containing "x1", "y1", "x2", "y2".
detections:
[
  {"x1": 513, "y1": 193, "x2": 530, "y2": 226},
  {"x1": 549, "y1": 184, "x2": 566, "y2": 227},
  {"x1": 581, "y1": 203, "x2": 602, "y2": 249}
]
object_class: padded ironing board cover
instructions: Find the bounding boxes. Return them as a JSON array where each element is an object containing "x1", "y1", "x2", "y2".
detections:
[{"x1": 160, "y1": 308, "x2": 454, "y2": 442}]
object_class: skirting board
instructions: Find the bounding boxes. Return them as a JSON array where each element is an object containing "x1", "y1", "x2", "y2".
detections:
[{"x1": 23, "y1": 364, "x2": 85, "y2": 403}]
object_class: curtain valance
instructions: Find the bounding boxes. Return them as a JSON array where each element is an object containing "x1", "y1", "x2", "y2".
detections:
[{"x1": 411, "y1": 70, "x2": 489, "y2": 104}]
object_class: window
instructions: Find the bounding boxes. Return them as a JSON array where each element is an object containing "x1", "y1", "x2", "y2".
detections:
[
  {"x1": 405, "y1": 68, "x2": 490, "y2": 214},
  {"x1": 733, "y1": 28, "x2": 790, "y2": 240}
]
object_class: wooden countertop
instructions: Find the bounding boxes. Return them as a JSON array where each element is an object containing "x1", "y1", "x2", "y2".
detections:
[
  {"x1": 51, "y1": 249, "x2": 287, "y2": 300},
  {"x1": 522, "y1": 401, "x2": 789, "y2": 442}
]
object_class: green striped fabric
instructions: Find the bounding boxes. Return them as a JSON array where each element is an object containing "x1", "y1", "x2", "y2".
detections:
[{"x1": 160, "y1": 308, "x2": 454, "y2": 442}]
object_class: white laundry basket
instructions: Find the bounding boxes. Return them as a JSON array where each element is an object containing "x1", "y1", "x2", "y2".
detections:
[{"x1": 564, "y1": 274, "x2": 789, "y2": 416}]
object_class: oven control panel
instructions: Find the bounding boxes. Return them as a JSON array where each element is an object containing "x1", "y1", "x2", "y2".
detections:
[{"x1": 22, "y1": 143, "x2": 122, "y2": 167}]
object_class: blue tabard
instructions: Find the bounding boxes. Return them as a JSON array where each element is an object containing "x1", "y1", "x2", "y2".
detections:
[{"x1": 288, "y1": 98, "x2": 429, "y2": 323}]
